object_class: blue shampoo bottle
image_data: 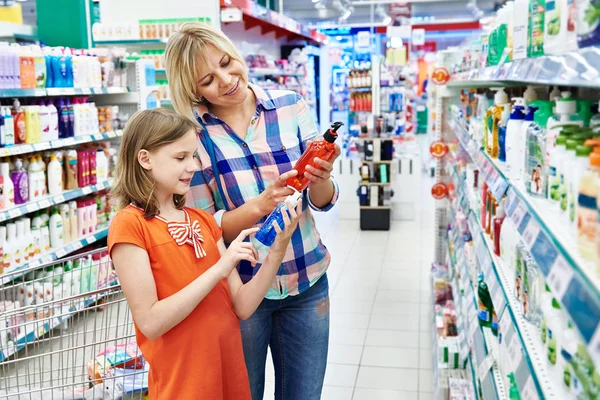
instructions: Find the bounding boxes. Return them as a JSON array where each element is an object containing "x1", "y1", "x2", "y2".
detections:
[{"x1": 255, "y1": 190, "x2": 302, "y2": 247}]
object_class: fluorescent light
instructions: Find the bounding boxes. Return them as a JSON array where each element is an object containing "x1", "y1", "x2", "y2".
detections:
[
  {"x1": 312, "y1": 0, "x2": 320, "y2": 3},
  {"x1": 382, "y1": 16, "x2": 392, "y2": 25},
  {"x1": 341, "y1": 9, "x2": 352, "y2": 20}
]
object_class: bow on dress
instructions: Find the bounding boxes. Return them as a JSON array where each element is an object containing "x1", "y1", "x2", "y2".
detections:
[{"x1": 167, "y1": 218, "x2": 207, "y2": 258}]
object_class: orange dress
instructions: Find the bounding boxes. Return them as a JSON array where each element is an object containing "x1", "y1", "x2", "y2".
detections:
[{"x1": 108, "y1": 205, "x2": 251, "y2": 400}]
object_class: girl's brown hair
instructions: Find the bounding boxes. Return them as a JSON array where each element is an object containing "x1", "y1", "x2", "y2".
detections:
[{"x1": 111, "y1": 108, "x2": 197, "y2": 218}]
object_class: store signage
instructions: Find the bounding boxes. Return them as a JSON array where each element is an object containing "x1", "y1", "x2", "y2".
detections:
[
  {"x1": 431, "y1": 68, "x2": 450, "y2": 85},
  {"x1": 221, "y1": 7, "x2": 243, "y2": 22},
  {"x1": 356, "y1": 31, "x2": 370, "y2": 47},
  {"x1": 387, "y1": 25, "x2": 411, "y2": 39},
  {"x1": 429, "y1": 141, "x2": 448, "y2": 158},
  {"x1": 412, "y1": 28, "x2": 426, "y2": 45},
  {"x1": 431, "y1": 183, "x2": 448, "y2": 199}
]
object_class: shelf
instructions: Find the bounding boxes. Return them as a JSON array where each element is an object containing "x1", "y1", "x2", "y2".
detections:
[
  {"x1": 0, "y1": 179, "x2": 112, "y2": 224},
  {"x1": 360, "y1": 206, "x2": 391, "y2": 210},
  {"x1": 0, "y1": 280, "x2": 118, "y2": 362},
  {"x1": 362, "y1": 160, "x2": 394, "y2": 164},
  {"x1": 0, "y1": 87, "x2": 129, "y2": 98},
  {"x1": 248, "y1": 69, "x2": 303, "y2": 78},
  {"x1": 349, "y1": 87, "x2": 372, "y2": 92},
  {"x1": 449, "y1": 47, "x2": 600, "y2": 89},
  {"x1": 360, "y1": 182, "x2": 391, "y2": 186},
  {"x1": 94, "y1": 39, "x2": 168, "y2": 45},
  {"x1": 354, "y1": 137, "x2": 395, "y2": 142},
  {"x1": 0, "y1": 130, "x2": 123, "y2": 158},
  {"x1": 451, "y1": 116, "x2": 600, "y2": 364},
  {"x1": 155, "y1": 69, "x2": 166, "y2": 74},
  {"x1": 0, "y1": 227, "x2": 110, "y2": 287}
]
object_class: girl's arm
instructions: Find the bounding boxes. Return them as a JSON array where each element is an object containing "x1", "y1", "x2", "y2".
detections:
[
  {"x1": 111, "y1": 228, "x2": 258, "y2": 340},
  {"x1": 225, "y1": 200, "x2": 302, "y2": 320}
]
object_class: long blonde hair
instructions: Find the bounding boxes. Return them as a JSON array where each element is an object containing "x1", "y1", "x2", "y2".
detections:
[
  {"x1": 165, "y1": 22, "x2": 245, "y2": 124},
  {"x1": 111, "y1": 108, "x2": 197, "y2": 218}
]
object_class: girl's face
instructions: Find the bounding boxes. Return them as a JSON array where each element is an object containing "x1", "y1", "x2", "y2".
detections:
[
  {"x1": 195, "y1": 45, "x2": 249, "y2": 107},
  {"x1": 144, "y1": 129, "x2": 200, "y2": 197}
]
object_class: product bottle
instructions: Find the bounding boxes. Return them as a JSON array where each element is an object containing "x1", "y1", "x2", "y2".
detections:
[
  {"x1": 60, "y1": 204, "x2": 70, "y2": 244},
  {"x1": 89, "y1": 198, "x2": 97, "y2": 233},
  {"x1": 1, "y1": 162, "x2": 14, "y2": 210},
  {"x1": 39, "y1": 101, "x2": 50, "y2": 142},
  {"x1": 65, "y1": 149, "x2": 78, "y2": 189},
  {"x1": 505, "y1": 98, "x2": 526, "y2": 177},
  {"x1": 47, "y1": 100, "x2": 59, "y2": 141},
  {"x1": 529, "y1": 0, "x2": 546, "y2": 57},
  {"x1": 31, "y1": 214, "x2": 40, "y2": 257},
  {"x1": 485, "y1": 88, "x2": 509, "y2": 158},
  {"x1": 0, "y1": 226, "x2": 6, "y2": 274},
  {"x1": 96, "y1": 149, "x2": 108, "y2": 182},
  {"x1": 578, "y1": 0, "x2": 600, "y2": 48},
  {"x1": 3, "y1": 107, "x2": 14, "y2": 147},
  {"x1": 27, "y1": 155, "x2": 40, "y2": 201},
  {"x1": 36, "y1": 154, "x2": 46, "y2": 196},
  {"x1": 11, "y1": 98, "x2": 25, "y2": 144},
  {"x1": 544, "y1": 0, "x2": 578, "y2": 55},
  {"x1": 10, "y1": 158, "x2": 28, "y2": 205},
  {"x1": 477, "y1": 273, "x2": 497, "y2": 334},
  {"x1": 498, "y1": 103, "x2": 512, "y2": 163},
  {"x1": 546, "y1": 92, "x2": 583, "y2": 168},
  {"x1": 577, "y1": 141, "x2": 600, "y2": 260},
  {"x1": 493, "y1": 201, "x2": 506, "y2": 256},
  {"x1": 24, "y1": 217, "x2": 33, "y2": 260},
  {"x1": 89, "y1": 150, "x2": 97, "y2": 185},
  {"x1": 550, "y1": 135, "x2": 569, "y2": 212},
  {"x1": 15, "y1": 219, "x2": 26, "y2": 263},
  {"x1": 6, "y1": 223, "x2": 17, "y2": 268},
  {"x1": 285, "y1": 122, "x2": 343, "y2": 192},
  {"x1": 524, "y1": 101, "x2": 553, "y2": 197},
  {"x1": 546, "y1": 298, "x2": 567, "y2": 366},
  {"x1": 47, "y1": 153, "x2": 63, "y2": 196},
  {"x1": 255, "y1": 190, "x2": 302, "y2": 247},
  {"x1": 49, "y1": 208, "x2": 63, "y2": 249}
]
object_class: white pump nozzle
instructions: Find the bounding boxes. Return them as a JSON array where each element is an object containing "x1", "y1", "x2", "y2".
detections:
[
  {"x1": 549, "y1": 86, "x2": 561, "y2": 102},
  {"x1": 491, "y1": 87, "x2": 509, "y2": 105},
  {"x1": 523, "y1": 86, "x2": 537, "y2": 102},
  {"x1": 512, "y1": 97, "x2": 525, "y2": 108}
]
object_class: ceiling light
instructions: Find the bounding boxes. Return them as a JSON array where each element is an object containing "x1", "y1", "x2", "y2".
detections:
[
  {"x1": 312, "y1": 0, "x2": 320, "y2": 3},
  {"x1": 383, "y1": 16, "x2": 392, "y2": 25},
  {"x1": 341, "y1": 9, "x2": 352, "y2": 20}
]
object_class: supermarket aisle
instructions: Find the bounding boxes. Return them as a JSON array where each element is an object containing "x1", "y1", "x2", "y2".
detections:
[{"x1": 264, "y1": 173, "x2": 435, "y2": 400}]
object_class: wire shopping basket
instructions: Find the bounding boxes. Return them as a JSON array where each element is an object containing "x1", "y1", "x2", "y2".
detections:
[{"x1": 0, "y1": 248, "x2": 149, "y2": 399}]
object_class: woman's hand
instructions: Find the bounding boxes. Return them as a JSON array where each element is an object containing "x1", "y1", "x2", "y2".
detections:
[
  {"x1": 215, "y1": 227, "x2": 259, "y2": 278},
  {"x1": 252, "y1": 170, "x2": 298, "y2": 216},
  {"x1": 270, "y1": 199, "x2": 303, "y2": 255},
  {"x1": 303, "y1": 143, "x2": 342, "y2": 186}
]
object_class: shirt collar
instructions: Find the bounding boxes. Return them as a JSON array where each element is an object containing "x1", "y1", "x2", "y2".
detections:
[{"x1": 196, "y1": 83, "x2": 275, "y2": 124}]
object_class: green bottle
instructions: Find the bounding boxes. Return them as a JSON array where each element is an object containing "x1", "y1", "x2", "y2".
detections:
[
  {"x1": 477, "y1": 273, "x2": 495, "y2": 329},
  {"x1": 508, "y1": 373, "x2": 521, "y2": 400},
  {"x1": 529, "y1": 0, "x2": 546, "y2": 57}
]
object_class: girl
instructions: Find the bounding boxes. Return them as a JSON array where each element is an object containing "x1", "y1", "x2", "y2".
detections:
[
  {"x1": 165, "y1": 22, "x2": 340, "y2": 400},
  {"x1": 108, "y1": 108, "x2": 302, "y2": 399}
]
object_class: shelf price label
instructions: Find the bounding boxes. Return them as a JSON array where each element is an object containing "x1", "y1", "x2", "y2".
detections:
[
  {"x1": 520, "y1": 376, "x2": 538, "y2": 400},
  {"x1": 477, "y1": 353, "x2": 495, "y2": 380},
  {"x1": 7, "y1": 208, "x2": 21, "y2": 219},
  {"x1": 73, "y1": 241, "x2": 83, "y2": 250},
  {"x1": 521, "y1": 220, "x2": 540, "y2": 248},
  {"x1": 87, "y1": 235, "x2": 97, "y2": 244},
  {"x1": 546, "y1": 256, "x2": 573, "y2": 299},
  {"x1": 54, "y1": 195, "x2": 65, "y2": 205},
  {"x1": 39, "y1": 199, "x2": 51, "y2": 209},
  {"x1": 55, "y1": 249, "x2": 67, "y2": 259}
]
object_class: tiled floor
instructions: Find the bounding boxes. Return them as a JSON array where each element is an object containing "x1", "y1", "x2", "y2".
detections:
[{"x1": 263, "y1": 174, "x2": 436, "y2": 399}]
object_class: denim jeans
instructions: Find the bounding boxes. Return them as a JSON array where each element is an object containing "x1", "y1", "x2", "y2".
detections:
[{"x1": 240, "y1": 274, "x2": 330, "y2": 400}]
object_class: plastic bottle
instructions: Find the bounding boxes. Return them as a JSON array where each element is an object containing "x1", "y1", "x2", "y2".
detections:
[
  {"x1": 514, "y1": 0, "x2": 530, "y2": 60},
  {"x1": 66, "y1": 98, "x2": 75, "y2": 137},
  {"x1": 89, "y1": 150, "x2": 97, "y2": 185},
  {"x1": 11, "y1": 98, "x2": 25, "y2": 144},
  {"x1": 285, "y1": 122, "x2": 344, "y2": 191},
  {"x1": 577, "y1": 141, "x2": 600, "y2": 260},
  {"x1": 498, "y1": 103, "x2": 512, "y2": 163},
  {"x1": 493, "y1": 201, "x2": 506, "y2": 256},
  {"x1": 578, "y1": 0, "x2": 600, "y2": 48},
  {"x1": 10, "y1": 158, "x2": 28, "y2": 205},
  {"x1": 23, "y1": 105, "x2": 36, "y2": 144},
  {"x1": 524, "y1": 101, "x2": 553, "y2": 197},
  {"x1": 546, "y1": 298, "x2": 567, "y2": 366},
  {"x1": 60, "y1": 204, "x2": 70, "y2": 244},
  {"x1": 549, "y1": 135, "x2": 569, "y2": 211},
  {"x1": 6, "y1": 223, "x2": 17, "y2": 268},
  {"x1": 4, "y1": 107, "x2": 14, "y2": 147},
  {"x1": 39, "y1": 101, "x2": 50, "y2": 142},
  {"x1": 1, "y1": 162, "x2": 14, "y2": 210},
  {"x1": 96, "y1": 149, "x2": 108, "y2": 182},
  {"x1": 505, "y1": 98, "x2": 526, "y2": 176},
  {"x1": 529, "y1": 0, "x2": 546, "y2": 57},
  {"x1": 547, "y1": 93, "x2": 583, "y2": 163},
  {"x1": 88, "y1": 198, "x2": 96, "y2": 233},
  {"x1": 30, "y1": 214, "x2": 40, "y2": 257},
  {"x1": 49, "y1": 208, "x2": 63, "y2": 249},
  {"x1": 255, "y1": 190, "x2": 302, "y2": 246},
  {"x1": 477, "y1": 273, "x2": 497, "y2": 334},
  {"x1": 523, "y1": 86, "x2": 538, "y2": 103},
  {"x1": 65, "y1": 149, "x2": 78, "y2": 189},
  {"x1": 32, "y1": 45, "x2": 46, "y2": 89},
  {"x1": 47, "y1": 100, "x2": 59, "y2": 141},
  {"x1": 485, "y1": 88, "x2": 509, "y2": 158},
  {"x1": 15, "y1": 219, "x2": 26, "y2": 263},
  {"x1": 27, "y1": 155, "x2": 40, "y2": 201},
  {"x1": 544, "y1": 0, "x2": 578, "y2": 55},
  {"x1": 47, "y1": 153, "x2": 63, "y2": 196},
  {"x1": 24, "y1": 217, "x2": 33, "y2": 260},
  {"x1": 69, "y1": 201, "x2": 78, "y2": 240}
]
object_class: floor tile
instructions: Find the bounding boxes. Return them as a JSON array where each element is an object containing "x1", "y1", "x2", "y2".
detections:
[
  {"x1": 361, "y1": 346, "x2": 419, "y2": 368},
  {"x1": 419, "y1": 369, "x2": 434, "y2": 392},
  {"x1": 330, "y1": 327, "x2": 368, "y2": 346},
  {"x1": 369, "y1": 313, "x2": 420, "y2": 331},
  {"x1": 418, "y1": 392, "x2": 435, "y2": 400},
  {"x1": 331, "y1": 312, "x2": 371, "y2": 330},
  {"x1": 376, "y1": 290, "x2": 421, "y2": 303},
  {"x1": 333, "y1": 284, "x2": 378, "y2": 302},
  {"x1": 355, "y1": 366, "x2": 419, "y2": 391},
  {"x1": 324, "y1": 363, "x2": 359, "y2": 387},
  {"x1": 378, "y1": 277, "x2": 422, "y2": 292},
  {"x1": 321, "y1": 386, "x2": 354, "y2": 400},
  {"x1": 336, "y1": 274, "x2": 381, "y2": 287},
  {"x1": 365, "y1": 329, "x2": 419, "y2": 348},
  {"x1": 330, "y1": 299, "x2": 374, "y2": 314},
  {"x1": 353, "y1": 388, "x2": 419, "y2": 400},
  {"x1": 327, "y1": 344, "x2": 364, "y2": 365},
  {"x1": 371, "y1": 301, "x2": 420, "y2": 317}
]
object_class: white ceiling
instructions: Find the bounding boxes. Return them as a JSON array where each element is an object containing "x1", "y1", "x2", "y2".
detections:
[{"x1": 280, "y1": 0, "x2": 500, "y2": 26}]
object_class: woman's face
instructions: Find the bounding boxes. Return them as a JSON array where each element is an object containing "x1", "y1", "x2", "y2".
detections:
[{"x1": 195, "y1": 44, "x2": 249, "y2": 108}]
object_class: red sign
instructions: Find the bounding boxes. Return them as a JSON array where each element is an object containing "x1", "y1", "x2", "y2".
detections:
[
  {"x1": 431, "y1": 183, "x2": 448, "y2": 200},
  {"x1": 431, "y1": 68, "x2": 450, "y2": 85},
  {"x1": 430, "y1": 141, "x2": 449, "y2": 159}
]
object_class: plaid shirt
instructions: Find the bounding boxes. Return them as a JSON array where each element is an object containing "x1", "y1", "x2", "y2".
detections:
[{"x1": 188, "y1": 84, "x2": 339, "y2": 300}]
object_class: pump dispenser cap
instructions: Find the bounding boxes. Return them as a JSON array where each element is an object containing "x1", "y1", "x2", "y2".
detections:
[
  {"x1": 523, "y1": 86, "x2": 538, "y2": 102},
  {"x1": 285, "y1": 189, "x2": 303, "y2": 208},
  {"x1": 492, "y1": 88, "x2": 508, "y2": 105},
  {"x1": 556, "y1": 91, "x2": 577, "y2": 114},
  {"x1": 324, "y1": 121, "x2": 343, "y2": 143},
  {"x1": 510, "y1": 98, "x2": 525, "y2": 119},
  {"x1": 549, "y1": 86, "x2": 561, "y2": 102}
]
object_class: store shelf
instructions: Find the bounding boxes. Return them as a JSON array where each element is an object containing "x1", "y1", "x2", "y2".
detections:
[
  {"x1": 354, "y1": 137, "x2": 395, "y2": 142},
  {"x1": 449, "y1": 47, "x2": 600, "y2": 89},
  {"x1": 451, "y1": 116, "x2": 600, "y2": 365},
  {"x1": 155, "y1": 69, "x2": 166, "y2": 74},
  {"x1": 0, "y1": 179, "x2": 113, "y2": 224},
  {"x1": 0, "y1": 130, "x2": 123, "y2": 158},
  {"x1": 0, "y1": 281, "x2": 118, "y2": 362},
  {"x1": 361, "y1": 182, "x2": 391, "y2": 186},
  {"x1": 359, "y1": 206, "x2": 391, "y2": 210},
  {"x1": 362, "y1": 160, "x2": 394, "y2": 164},
  {"x1": 94, "y1": 39, "x2": 168, "y2": 45},
  {"x1": 349, "y1": 87, "x2": 372, "y2": 92},
  {"x1": 0, "y1": 87, "x2": 130, "y2": 98},
  {"x1": 248, "y1": 69, "x2": 303, "y2": 78},
  {"x1": 0, "y1": 227, "x2": 110, "y2": 287}
]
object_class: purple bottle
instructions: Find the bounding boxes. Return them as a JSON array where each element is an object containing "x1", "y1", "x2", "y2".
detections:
[{"x1": 11, "y1": 158, "x2": 28, "y2": 205}]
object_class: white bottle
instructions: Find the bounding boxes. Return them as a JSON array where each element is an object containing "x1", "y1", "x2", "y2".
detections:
[
  {"x1": 89, "y1": 199, "x2": 96, "y2": 233},
  {"x1": 15, "y1": 219, "x2": 26, "y2": 263},
  {"x1": 512, "y1": 0, "x2": 529, "y2": 60},
  {"x1": 0, "y1": 226, "x2": 7, "y2": 272},
  {"x1": 49, "y1": 208, "x2": 63, "y2": 249},
  {"x1": 96, "y1": 149, "x2": 108, "y2": 182},
  {"x1": 5, "y1": 222, "x2": 16, "y2": 269},
  {"x1": 544, "y1": 0, "x2": 578, "y2": 56},
  {"x1": 523, "y1": 86, "x2": 538, "y2": 103},
  {"x1": 77, "y1": 200, "x2": 86, "y2": 237},
  {"x1": 505, "y1": 98, "x2": 526, "y2": 179},
  {"x1": 40, "y1": 224, "x2": 50, "y2": 254},
  {"x1": 3, "y1": 107, "x2": 14, "y2": 147},
  {"x1": 47, "y1": 153, "x2": 63, "y2": 196},
  {"x1": 36, "y1": 154, "x2": 46, "y2": 197},
  {"x1": 60, "y1": 204, "x2": 70, "y2": 244},
  {"x1": 1, "y1": 162, "x2": 14, "y2": 209},
  {"x1": 69, "y1": 201, "x2": 78, "y2": 240},
  {"x1": 39, "y1": 101, "x2": 50, "y2": 142},
  {"x1": 31, "y1": 215, "x2": 41, "y2": 257},
  {"x1": 24, "y1": 217, "x2": 33, "y2": 260},
  {"x1": 27, "y1": 156, "x2": 40, "y2": 201},
  {"x1": 546, "y1": 92, "x2": 583, "y2": 168},
  {"x1": 47, "y1": 101, "x2": 59, "y2": 141}
]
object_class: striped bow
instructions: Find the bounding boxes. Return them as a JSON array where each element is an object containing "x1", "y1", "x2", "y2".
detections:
[{"x1": 167, "y1": 219, "x2": 207, "y2": 259}]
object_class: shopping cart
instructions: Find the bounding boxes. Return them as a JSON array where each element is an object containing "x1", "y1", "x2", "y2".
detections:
[{"x1": 0, "y1": 248, "x2": 149, "y2": 399}]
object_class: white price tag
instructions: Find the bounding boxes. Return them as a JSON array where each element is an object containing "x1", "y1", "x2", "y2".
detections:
[
  {"x1": 33, "y1": 142, "x2": 50, "y2": 151},
  {"x1": 82, "y1": 187, "x2": 92, "y2": 195},
  {"x1": 73, "y1": 241, "x2": 83, "y2": 250},
  {"x1": 39, "y1": 199, "x2": 51, "y2": 209},
  {"x1": 87, "y1": 235, "x2": 96, "y2": 244},
  {"x1": 521, "y1": 376, "x2": 538, "y2": 400},
  {"x1": 37, "y1": 325, "x2": 46, "y2": 337},
  {"x1": 492, "y1": 288, "x2": 505, "y2": 313},
  {"x1": 54, "y1": 195, "x2": 65, "y2": 205},
  {"x1": 511, "y1": 202, "x2": 527, "y2": 227},
  {"x1": 55, "y1": 249, "x2": 66, "y2": 258},
  {"x1": 25, "y1": 204, "x2": 37, "y2": 213},
  {"x1": 107, "y1": 87, "x2": 122, "y2": 94},
  {"x1": 547, "y1": 257, "x2": 573, "y2": 299},
  {"x1": 42, "y1": 254, "x2": 53, "y2": 264},
  {"x1": 63, "y1": 138, "x2": 75, "y2": 146},
  {"x1": 477, "y1": 354, "x2": 494, "y2": 379},
  {"x1": 522, "y1": 221, "x2": 540, "y2": 247},
  {"x1": 81, "y1": 88, "x2": 91, "y2": 94},
  {"x1": 8, "y1": 208, "x2": 21, "y2": 219},
  {"x1": 507, "y1": 332, "x2": 523, "y2": 371}
]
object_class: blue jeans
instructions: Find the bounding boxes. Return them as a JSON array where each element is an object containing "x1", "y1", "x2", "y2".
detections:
[{"x1": 240, "y1": 274, "x2": 330, "y2": 400}]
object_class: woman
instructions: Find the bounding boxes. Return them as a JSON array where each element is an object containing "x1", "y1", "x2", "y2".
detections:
[{"x1": 165, "y1": 22, "x2": 340, "y2": 400}]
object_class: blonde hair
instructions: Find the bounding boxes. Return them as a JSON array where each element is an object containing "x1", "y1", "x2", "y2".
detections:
[
  {"x1": 112, "y1": 108, "x2": 197, "y2": 218},
  {"x1": 165, "y1": 22, "x2": 245, "y2": 124}
]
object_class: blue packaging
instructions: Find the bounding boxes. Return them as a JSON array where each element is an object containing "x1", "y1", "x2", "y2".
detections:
[
  {"x1": 44, "y1": 54, "x2": 53, "y2": 88},
  {"x1": 255, "y1": 190, "x2": 302, "y2": 246},
  {"x1": 578, "y1": 0, "x2": 600, "y2": 48}
]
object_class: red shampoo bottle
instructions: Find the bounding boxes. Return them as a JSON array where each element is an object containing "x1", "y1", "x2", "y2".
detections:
[{"x1": 286, "y1": 121, "x2": 343, "y2": 192}]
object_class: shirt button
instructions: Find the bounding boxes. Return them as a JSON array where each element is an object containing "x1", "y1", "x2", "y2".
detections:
[
  {"x1": 243, "y1": 143, "x2": 248, "y2": 148},
  {"x1": 281, "y1": 146, "x2": 286, "y2": 151},
  {"x1": 253, "y1": 165, "x2": 258, "y2": 170},
  {"x1": 251, "y1": 117, "x2": 257, "y2": 125}
]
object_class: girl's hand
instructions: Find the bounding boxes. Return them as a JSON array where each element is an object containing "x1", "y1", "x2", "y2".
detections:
[
  {"x1": 215, "y1": 227, "x2": 259, "y2": 278},
  {"x1": 304, "y1": 143, "x2": 341, "y2": 186},
  {"x1": 253, "y1": 170, "x2": 298, "y2": 216},
  {"x1": 270, "y1": 199, "x2": 303, "y2": 255}
]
